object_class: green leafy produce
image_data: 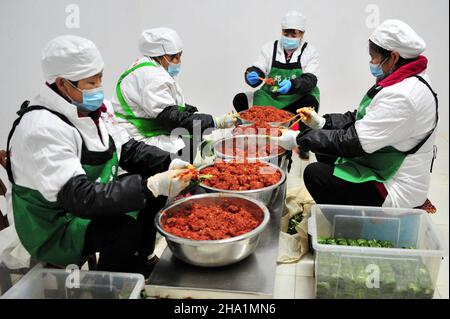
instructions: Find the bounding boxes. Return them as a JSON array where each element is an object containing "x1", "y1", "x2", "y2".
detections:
[
  {"x1": 314, "y1": 238, "x2": 434, "y2": 299},
  {"x1": 317, "y1": 237, "x2": 395, "y2": 248},
  {"x1": 287, "y1": 214, "x2": 303, "y2": 235}
]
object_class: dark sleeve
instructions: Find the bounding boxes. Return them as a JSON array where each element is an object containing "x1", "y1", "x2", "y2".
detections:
[
  {"x1": 322, "y1": 110, "x2": 358, "y2": 130},
  {"x1": 155, "y1": 105, "x2": 215, "y2": 134},
  {"x1": 184, "y1": 104, "x2": 199, "y2": 112},
  {"x1": 245, "y1": 66, "x2": 265, "y2": 88},
  {"x1": 57, "y1": 174, "x2": 154, "y2": 219},
  {"x1": 291, "y1": 73, "x2": 317, "y2": 94},
  {"x1": 296, "y1": 125, "x2": 367, "y2": 158},
  {"x1": 119, "y1": 138, "x2": 171, "y2": 178}
]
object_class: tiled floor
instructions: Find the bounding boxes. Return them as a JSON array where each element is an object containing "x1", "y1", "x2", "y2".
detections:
[{"x1": 273, "y1": 132, "x2": 449, "y2": 299}]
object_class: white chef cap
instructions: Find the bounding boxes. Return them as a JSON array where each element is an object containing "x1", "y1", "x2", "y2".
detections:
[
  {"x1": 369, "y1": 19, "x2": 426, "y2": 58},
  {"x1": 41, "y1": 35, "x2": 104, "y2": 84},
  {"x1": 281, "y1": 11, "x2": 307, "y2": 32},
  {"x1": 138, "y1": 27, "x2": 183, "y2": 57}
]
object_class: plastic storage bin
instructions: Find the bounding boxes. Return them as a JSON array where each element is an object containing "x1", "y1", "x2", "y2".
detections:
[
  {"x1": 1, "y1": 264, "x2": 145, "y2": 299},
  {"x1": 309, "y1": 205, "x2": 446, "y2": 299}
]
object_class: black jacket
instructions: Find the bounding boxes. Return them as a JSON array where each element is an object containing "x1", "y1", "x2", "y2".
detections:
[
  {"x1": 156, "y1": 104, "x2": 215, "y2": 135},
  {"x1": 296, "y1": 110, "x2": 367, "y2": 158},
  {"x1": 57, "y1": 139, "x2": 171, "y2": 219}
]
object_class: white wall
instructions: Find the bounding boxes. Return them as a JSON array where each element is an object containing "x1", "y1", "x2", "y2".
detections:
[{"x1": 1, "y1": 0, "x2": 448, "y2": 153}]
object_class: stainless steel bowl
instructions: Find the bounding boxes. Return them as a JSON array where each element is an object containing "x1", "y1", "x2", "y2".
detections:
[
  {"x1": 197, "y1": 160, "x2": 286, "y2": 206},
  {"x1": 237, "y1": 110, "x2": 295, "y2": 128},
  {"x1": 213, "y1": 135, "x2": 288, "y2": 170},
  {"x1": 155, "y1": 193, "x2": 270, "y2": 267}
]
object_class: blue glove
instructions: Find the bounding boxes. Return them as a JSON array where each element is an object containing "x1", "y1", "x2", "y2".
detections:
[
  {"x1": 277, "y1": 79, "x2": 292, "y2": 94},
  {"x1": 246, "y1": 71, "x2": 260, "y2": 85}
]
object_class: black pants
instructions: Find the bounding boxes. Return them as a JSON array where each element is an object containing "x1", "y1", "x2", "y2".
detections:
[
  {"x1": 82, "y1": 196, "x2": 166, "y2": 274},
  {"x1": 303, "y1": 159, "x2": 385, "y2": 207}
]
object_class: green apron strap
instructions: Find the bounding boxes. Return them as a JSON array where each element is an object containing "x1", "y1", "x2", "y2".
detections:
[
  {"x1": 115, "y1": 61, "x2": 173, "y2": 137},
  {"x1": 116, "y1": 62, "x2": 157, "y2": 117}
]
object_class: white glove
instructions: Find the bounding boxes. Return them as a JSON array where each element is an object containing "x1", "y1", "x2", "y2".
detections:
[
  {"x1": 214, "y1": 113, "x2": 237, "y2": 129},
  {"x1": 168, "y1": 158, "x2": 192, "y2": 170},
  {"x1": 147, "y1": 169, "x2": 192, "y2": 198},
  {"x1": 193, "y1": 152, "x2": 216, "y2": 168},
  {"x1": 272, "y1": 129, "x2": 300, "y2": 151},
  {"x1": 297, "y1": 107, "x2": 326, "y2": 129}
]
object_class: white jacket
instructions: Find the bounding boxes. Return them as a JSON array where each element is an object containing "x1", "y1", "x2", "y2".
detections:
[
  {"x1": 111, "y1": 56, "x2": 185, "y2": 153},
  {"x1": 253, "y1": 39, "x2": 320, "y2": 78},
  {"x1": 1, "y1": 85, "x2": 127, "y2": 268},
  {"x1": 355, "y1": 72, "x2": 437, "y2": 208}
]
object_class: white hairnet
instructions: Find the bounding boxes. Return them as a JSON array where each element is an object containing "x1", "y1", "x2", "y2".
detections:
[
  {"x1": 41, "y1": 35, "x2": 104, "y2": 84},
  {"x1": 138, "y1": 27, "x2": 183, "y2": 57},
  {"x1": 370, "y1": 19, "x2": 426, "y2": 58},
  {"x1": 281, "y1": 11, "x2": 306, "y2": 32}
]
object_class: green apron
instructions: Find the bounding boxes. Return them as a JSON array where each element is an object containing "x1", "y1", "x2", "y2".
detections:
[
  {"x1": 115, "y1": 61, "x2": 186, "y2": 137},
  {"x1": 6, "y1": 104, "x2": 119, "y2": 265},
  {"x1": 334, "y1": 76, "x2": 438, "y2": 183},
  {"x1": 253, "y1": 41, "x2": 320, "y2": 109}
]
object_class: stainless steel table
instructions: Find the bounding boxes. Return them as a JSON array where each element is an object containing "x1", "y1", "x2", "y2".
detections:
[{"x1": 146, "y1": 183, "x2": 286, "y2": 299}]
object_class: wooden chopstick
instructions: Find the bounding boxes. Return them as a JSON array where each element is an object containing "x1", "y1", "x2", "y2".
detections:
[{"x1": 288, "y1": 117, "x2": 303, "y2": 129}]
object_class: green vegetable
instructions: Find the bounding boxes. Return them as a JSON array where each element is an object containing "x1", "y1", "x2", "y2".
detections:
[
  {"x1": 287, "y1": 214, "x2": 302, "y2": 235},
  {"x1": 317, "y1": 237, "x2": 404, "y2": 249},
  {"x1": 314, "y1": 241, "x2": 435, "y2": 299}
]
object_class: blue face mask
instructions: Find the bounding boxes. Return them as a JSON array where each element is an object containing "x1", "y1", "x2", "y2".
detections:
[
  {"x1": 281, "y1": 35, "x2": 300, "y2": 50},
  {"x1": 369, "y1": 57, "x2": 389, "y2": 78},
  {"x1": 164, "y1": 56, "x2": 181, "y2": 77},
  {"x1": 67, "y1": 81, "x2": 104, "y2": 112},
  {"x1": 168, "y1": 62, "x2": 181, "y2": 77}
]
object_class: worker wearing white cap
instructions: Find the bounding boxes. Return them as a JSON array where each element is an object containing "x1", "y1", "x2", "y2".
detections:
[
  {"x1": 275, "y1": 19, "x2": 438, "y2": 209},
  {"x1": 112, "y1": 27, "x2": 236, "y2": 161},
  {"x1": 234, "y1": 10, "x2": 321, "y2": 159},
  {"x1": 6, "y1": 35, "x2": 196, "y2": 276}
]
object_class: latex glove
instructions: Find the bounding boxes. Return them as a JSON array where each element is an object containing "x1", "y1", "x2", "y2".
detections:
[
  {"x1": 277, "y1": 79, "x2": 292, "y2": 94},
  {"x1": 271, "y1": 129, "x2": 300, "y2": 151},
  {"x1": 168, "y1": 158, "x2": 192, "y2": 170},
  {"x1": 214, "y1": 113, "x2": 237, "y2": 129},
  {"x1": 193, "y1": 152, "x2": 216, "y2": 168},
  {"x1": 297, "y1": 107, "x2": 326, "y2": 129},
  {"x1": 147, "y1": 169, "x2": 192, "y2": 198},
  {"x1": 246, "y1": 71, "x2": 260, "y2": 85}
]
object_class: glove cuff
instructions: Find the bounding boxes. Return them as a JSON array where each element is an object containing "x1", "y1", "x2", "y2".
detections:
[
  {"x1": 317, "y1": 116, "x2": 326, "y2": 129},
  {"x1": 146, "y1": 176, "x2": 160, "y2": 198}
]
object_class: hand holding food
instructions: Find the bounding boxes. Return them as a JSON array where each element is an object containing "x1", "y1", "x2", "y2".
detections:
[
  {"x1": 168, "y1": 158, "x2": 192, "y2": 170},
  {"x1": 271, "y1": 129, "x2": 300, "y2": 151},
  {"x1": 276, "y1": 79, "x2": 292, "y2": 94},
  {"x1": 147, "y1": 169, "x2": 193, "y2": 198},
  {"x1": 296, "y1": 106, "x2": 326, "y2": 129},
  {"x1": 214, "y1": 112, "x2": 238, "y2": 129}
]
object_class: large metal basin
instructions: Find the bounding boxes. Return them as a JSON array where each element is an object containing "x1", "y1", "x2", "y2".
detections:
[{"x1": 155, "y1": 194, "x2": 270, "y2": 267}]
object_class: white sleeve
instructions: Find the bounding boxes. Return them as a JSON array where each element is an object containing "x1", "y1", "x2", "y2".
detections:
[
  {"x1": 302, "y1": 45, "x2": 320, "y2": 78},
  {"x1": 140, "y1": 75, "x2": 177, "y2": 118},
  {"x1": 252, "y1": 43, "x2": 272, "y2": 75},
  {"x1": 19, "y1": 127, "x2": 85, "y2": 202},
  {"x1": 355, "y1": 91, "x2": 415, "y2": 154}
]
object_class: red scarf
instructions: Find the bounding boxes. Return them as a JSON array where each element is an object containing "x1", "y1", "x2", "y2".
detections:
[
  {"x1": 378, "y1": 55, "x2": 428, "y2": 88},
  {"x1": 77, "y1": 104, "x2": 107, "y2": 125},
  {"x1": 77, "y1": 104, "x2": 107, "y2": 143}
]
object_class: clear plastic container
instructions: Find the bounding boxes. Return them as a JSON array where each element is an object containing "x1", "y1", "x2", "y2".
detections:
[
  {"x1": 1, "y1": 264, "x2": 145, "y2": 299},
  {"x1": 308, "y1": 205, "x2": 447, "y2": 299}
]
